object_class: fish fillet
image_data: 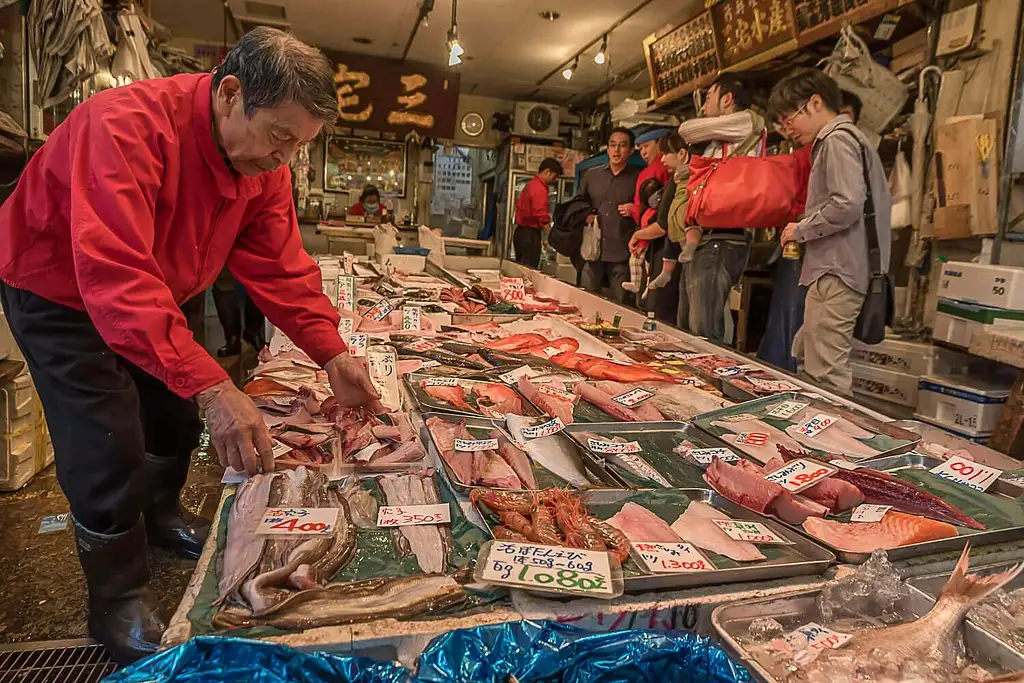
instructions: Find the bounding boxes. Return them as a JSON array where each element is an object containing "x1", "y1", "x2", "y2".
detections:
[
  {"x1": 378, "y1": 474, "x2": 447, "y2": 573},
  {"x1": 605, "y1": 502, "x2": 681, "y2": 543},
  {"x1": 471, "y1": 382, "x2": 523, "y2": 416},
  {"x1": 790, "y1": 405, "x2": 877, "y2": 440},
  {"x1": 505, "y1": 414, "x2": 590, "y2": 487},
  {"x1": 670, "y1": 502, "x2": 766, "y2": 562},
  {"x1": 518, "y1": 376, "x2": 574, "y2": 425},
  {"x1": 784, "y1": 424, "x2": 878, "y2": 459},
  {"x1": 216, "y1": 473, "x2": 276, "y2": 604},
  {"x1": 575, "y1": 382, "x2": 642, "y2": 422},
  {"x1": 711, "y1": 416, "x2": 804, "y2": 464},
  {"x1": 472, "y1": 450, "x2": 523, "y2": 489},
  {"x1": 802, "y1": 511, "x2": 958, "y2": 553},
  {"x1": 591, "y1": 381, "x2": 665, "y2": 421},
  {"x1": 426, "y1": 417, "x2": 474, "y2": 485},
  {"x1": 703, "y1": 458, "x2": 826, "y2": 525},
  {"x1": 491, "y1": 429, "x2": 537, "y2": 489},
  {"x1": 421, "y1": 381, "x2": 473, "y2": 412}
]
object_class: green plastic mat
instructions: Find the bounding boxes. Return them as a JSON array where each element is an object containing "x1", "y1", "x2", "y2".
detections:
[
  {"x1": 574, "y1": 429, "x2": 711, "y2": 489},
  {"x1": 188, "y1": 475, "x2": 506, "y2": 639}
]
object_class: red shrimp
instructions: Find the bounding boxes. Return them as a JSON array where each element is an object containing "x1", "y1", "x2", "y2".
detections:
[
  {"x1": 590, "y1": 517, "x2": 630, "y2": 564},
  {"x1": 531, "y1": 504, "x2": 563, "y2": 545},
  {"x1": 553, "y1": 502, "x2": 586, "y2": 548},
  {"x1": 470, "y1": 489, "x2": 535, "y2": 515},
  {"x1": 499, "y1": 511, "x2": 537, "y2": 540},
  {"x1": 493, "y1": 526, "x2": 529, "y2": 542},
  {"x1": 571, "y1": 505, "x2": 608, "y2": 552}
]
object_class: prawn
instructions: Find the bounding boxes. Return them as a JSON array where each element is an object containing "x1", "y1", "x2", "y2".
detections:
[
  {"x1": 470, "y1": 488, "x2": 536, "y2": 515},
  {"x1": 499, "y1": 511, "x2": 536, "y2": 540},
  {"x1": 531, "y1": 504, "x2": 563, "y2": 545},
  {"x1": 493, "y1": 526, "x2": 529, "y2": 542},
  {"x1": 589, "y1": 517, "x2": 630, "y2": 564}
]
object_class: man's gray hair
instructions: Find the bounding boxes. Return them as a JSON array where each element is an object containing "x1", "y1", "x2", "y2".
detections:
[{"x1": 212, "y1": 27, "x2": 337, "y2": 122}]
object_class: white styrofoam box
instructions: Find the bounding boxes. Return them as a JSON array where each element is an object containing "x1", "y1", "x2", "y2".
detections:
[
  {"x1": 938, "y1": 261, "x2": 1024, "y2": 310},
  {"x1": 851, "y1": 337, "x2": 936, "y2": 375},
  {"x1": 916, "y1": 373, "x2": 1013, "y2": 437},
  {"x1": 378, "y1": 254, "x2": 426, "y2": 273},
  {"x1": 933, "y1": 309, "x2": 986, "y2": 348},
  {"x1": 851, "y1": 363, "x2": 919, "y2": 408}
]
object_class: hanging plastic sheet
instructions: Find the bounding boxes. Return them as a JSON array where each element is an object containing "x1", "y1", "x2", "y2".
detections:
[
  {"x1": 414, "y1": 620, "x2": 752, "y2": 683},
  {"x1": 103, "y1": 636, "x2": 410, "y2": 683}
]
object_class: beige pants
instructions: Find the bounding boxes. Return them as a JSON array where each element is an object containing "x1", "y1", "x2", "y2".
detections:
[{"x1": 792, "y1": 274, "x2": 865, "y2": 395}]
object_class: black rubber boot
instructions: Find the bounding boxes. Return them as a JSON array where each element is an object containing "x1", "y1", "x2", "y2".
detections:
[
  {"x1": 143, "y1": 453, "x2": 210, "y2": 560},
  {"x1": 74, "y1": 518, "x2": 166, "y2": 666}
]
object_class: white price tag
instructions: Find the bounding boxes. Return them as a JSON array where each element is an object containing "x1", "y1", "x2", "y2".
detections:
[
  {"x1": 499, "y1": 276, "x2": 526, "y2": 303},
  {"x1": 538, "y1": 385, "x2": 579, "y2": 403},
  {"x1": 679, "y1": 352, "x2": 712, "y2": 361},
  {"x1": 455, "y1": 438, "x2": 498, "y2": 451},
  {"x1": 424, "y1": 377, "x2": 459, "y2": 386},
  {"x1": 478, "y1": 541, "x2": 616, "y2": 597},
  {"x1": 337, "y1": 317, "x2": 354, "y2": 334},
  {"x1": 678, "y1": 377, "x2": 707, "y2": 387},
  {"x1": 712, "y1": 519, "x2": 791, "y2": 544},
  {"x1": 366, "y1": 297, "x2": 394, "y2": 322},
  {"x1": 521, "y1": 417, "x2": 565, "y2": 439},
  {"x1": 587, "y1": 438, "x2": 642, "y2": 454},
  {"x1": 419, "y1": 360, "x2": 441, "y2": 369},
  {"x1": 377, "y1": 504, "x2": 451, "y2": 527},
  {"x1": 734, "y1": 432, "x2": 770, "y2": 447},
  {"x1": 256, "y1": 507, "x2": 338, "y2": 536},
  {"x1": 407, "y1": 339, "x2": 439, "y2": 352},
  {"x1": 784, "y1": 623, "x2": 853, "y2": 652},
  {"x1": 542, "y1": 346, "x2": 562, "y2": 357},
  {"x1": 611, "y1": 387, "x2": 655, "y2": 407},
  {"x1": 686, "y1": 447, "x2": 740, "y2": 465},
  {"x1": 499, "y1": 365, "x2": 536, "y2": 385},
  {"x1": 767, "y1": 400, "x2": 808, "y2": 419},
  {"x1": 631, "y1": 542, "x2": 715, "y2": 573},
  {"x1": 764, "y1": 459, "x2": 838, "y2": 493},
  {"x1": 347, "y1": 333, "x2": 367, "y2": 357},
  {"x1": 850, "y1": 504, "x2": 891, "y2": 523},
  {"x1": 714, "y1": 365, "x2": 745, "y2": 377},
  {"x1": 402, "y1": 307, "x2": 421, "y2": 331},
  {"x1": 796, "y1": 413, "x2": 838, "y2": 438},
  {"x1": 615, "y1": 453, "x2": 671, "y2": 487},
  {"x1": 930, "y1": 455, "x2": 1002, "y2": 492},
  {"x1": 271, "y1": 440, "x2": 293, "y2": 458},
  {"x1": 337, "y1": 275, "x2": 356, "y2": 312},
  {"x1": 829, "y1": 458, "x2": 861, "y2": 471},
  {"x1": 748, "y1": 376, "x2": 801, "y2": 393}
]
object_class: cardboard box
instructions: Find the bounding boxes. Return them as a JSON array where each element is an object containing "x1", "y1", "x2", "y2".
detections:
[
  {"x1": 932, "y1": 204, "x2": 972, "y2": 240},
  {"x1": 938, "y1": 261, "x2": 1024, "y2": 310},
  {"x1": 935, "y1": 118, "x2": 999, "y2": 235}
]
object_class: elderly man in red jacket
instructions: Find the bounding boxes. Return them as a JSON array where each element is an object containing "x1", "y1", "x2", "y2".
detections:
[{"x1": 0, "y1": 28, "x2": 379, "y2": 662}]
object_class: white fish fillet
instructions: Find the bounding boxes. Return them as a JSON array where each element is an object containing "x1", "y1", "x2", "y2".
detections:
[
  {"x1": 784, "y1": 424, "x2": 878, "y2": 459},
  {"x1": 378, "y1": 474, "x2": 446, "y2": 574},
  {"x1": 711, "y1": 417, "x2": 803, "y2": 464},
  {"x1": 505, "y1": 414, "x2": 590, "y2": 487},
  {"x1": 670, "y1": 501, "x2": 765, "y2": 562},
  {"x1": 606, "y1": 502, "x2": 680, "y2": 543}
]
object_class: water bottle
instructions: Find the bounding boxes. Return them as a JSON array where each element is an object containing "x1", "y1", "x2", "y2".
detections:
[{"x1": 642, "y1": 312, "x2": 657, "y2": 332}]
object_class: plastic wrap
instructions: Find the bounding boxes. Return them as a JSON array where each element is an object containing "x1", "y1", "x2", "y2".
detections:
[
  {"x1": 103, "y1": 636, "x2": 410, "y2": 683},
  {"x1": 414, "y1": 620, "x2": 752, "y2": 683}
]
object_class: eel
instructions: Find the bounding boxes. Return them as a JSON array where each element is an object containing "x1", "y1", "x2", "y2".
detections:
[{"x1": 215, "y1": 472, "x2": 277, "y2": 606}]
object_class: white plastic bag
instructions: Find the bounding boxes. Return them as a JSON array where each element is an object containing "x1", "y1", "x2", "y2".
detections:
[
  {"x1": 821, "y1": 25, "x2": 909, "y2": 134},
  {"x1": 581, "y1": 216, "x2": 602, "y2": 262},
  {"x1": 889, "y1": 149, "x2": 912, "y2": 228}
]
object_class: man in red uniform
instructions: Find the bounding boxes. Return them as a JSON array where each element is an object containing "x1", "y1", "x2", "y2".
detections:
[
  {"x1": 512, "y1": 157, "x2": 562, "y2": 269},
  {"x1": 0, "y1": 28, "x2": 379, "y2": 663}
]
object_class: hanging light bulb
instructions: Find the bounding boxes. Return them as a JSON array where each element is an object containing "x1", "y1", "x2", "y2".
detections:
[
  {"x1": 562, "y1": 57, "x2": 578, "y2": 80},
  {"x1": 594, "y1": 35, "x2": 607, "y2": 65},
  {"x1": 446, "y1": 0, "x2": 463, "y2": 67}
]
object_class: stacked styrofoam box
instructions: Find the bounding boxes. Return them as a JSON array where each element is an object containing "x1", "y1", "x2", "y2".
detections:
[
  {"x1": 935, "y1": 262, "x2": 1024, "y2": 348},
  {"x1": 0, "y1": 364, "x2": 52, "y2": 491},
  {"x1": 916, "y1": 372, "x2": 1015, "y2": 439},
  {"x1": 850, "y1": 337, "x2": 973, "y2": 409}
]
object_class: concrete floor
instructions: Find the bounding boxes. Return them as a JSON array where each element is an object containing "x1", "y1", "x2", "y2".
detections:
[{"x1": 0, "y1": 315, "x2": 254, "y2": 644}]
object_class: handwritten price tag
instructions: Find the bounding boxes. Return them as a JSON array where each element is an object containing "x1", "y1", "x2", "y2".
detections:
[
  {"x1": 337, "y1": 317, "x2": 355, "y2": 334},
  {"x1": 632, "y1": 542, "x2": 715, "y2": 574},
  {"x1": 712, "y1": 519, "x2": 791, "y2": 544},
  {"x1": 543, "y1": 346, "x2": 562, "y2": 357},
  {"x1": 271, "y1": 440, "x2": 293, "y2": 458},
  {"x1": 767, "y1": 400, "x2": 808, "y2": 419},
  {"x1": 499, "y1": 365, "x2": 536, "y2": 385},
  {"x1": 735, "y1": 432, "x2": 769, "y2": 447},
  {"x1": 764, "y1": 458, "x2": 837, "y2": 493},
  {"x1": 687, "y1": 447, "x2": 741, "y2": 465},
  {"x1": 522, "y1": 417, "x2": 565, "y2": 439},
  {"x1": 377, "y1": 504, "x2": 451, "y2": 527},
  {"x1": 611, "y1": 387, "x2": 655, "y2": 407},
  {"x1": 538, "y1": 385, "x2": 579, "y2": 403},
  {"x1": 402, "y1": 307, "x2": 421, "y2": 331},
  {"x1": 678, "y1": 377, "x2": 707, "y2": 387},
  {"x1": 796, "y1": 413, "x2": 838, "y2": 438},
  {"x1": 784, "y1": 623, "x2": 853, "y2": 652},
  {"x1": 424, "y1": 377, "x2": 459, "y2": 386},
  {"x1": 850, "y1": 504, "x2": 891, "y2": 523},
  {"x1": 930, "y1": 455, "x2": 1002, "y2": 492},
  {"x1": 366, "y1": 297, "x2": 394, "y2": 322},
  {"x1": 587, "y1": 438, "x2": 642, "y2": 454},
  {"x1": 499, "y1": 276, "x2": 526, "y2": 303},
  {"x1": 347, "y1": 333, "x2": 367, "y2": 357},
  {"x1": 256, "y1": 507, "x2": 338, "y2": 536},
  {"x1": 455, "y1": 438, "x2": 498, "y2": 451},
  {"x1": 714, "y1": 365, "x2": 745, "y2": 377},
  {"x1": 614, "y1": 453, "x2": 671, "y2": 487},
  {"x1": 337, "y1": 275, "x2": 356, "y2": 312},
  {"x1": 748, "y1": 376, "x2": 801, "y2": 393},
  {"x1": 419, "y1": 360, "x2": 441, "y2": 369},
  {"x1": 407, "y1": 339, "x2": 439, "y2": 352},
  {"x1": 478, "y1": 541, "x2": 617, "y2": 597}
]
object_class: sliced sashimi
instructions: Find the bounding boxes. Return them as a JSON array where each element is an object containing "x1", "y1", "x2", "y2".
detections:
[
  {"x1": 605, "y1": 502, "x2": 681, "y2": 543},
  {"x1": 670, "y1": 502, "x2": 766, "y2": 562},
  {"x1": 421, "y1": 381, "x2": 473, "y2": 412},
  {"x1": 802, "y1": 511, "x2": 959, "y2": 553},
  {"x1": 491, "y1": 429, "x2": 537, "y2": 489},
  {"x1": 518, "y1": 376, "x2": 575, "y2": 425},
  {"x1": 575, "y1": 382, "x2": 641, "y2": 422},
  {"x1": 591, "y1": 381, "x2": 665, "y2": 421}
]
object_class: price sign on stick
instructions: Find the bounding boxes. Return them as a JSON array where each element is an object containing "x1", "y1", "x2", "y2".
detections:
[
  {"x1": 337, "y1": 275, "x2": 356, "y2": 312},
  {"x1": 366, "y1": 297, "x2": 394, "y2": 322},
  {"x1": 850, "y1": 504, "x2": 891, "y2": 523},
  {"x1": 521, "y1": 417, "x2": 565, "y2": 439},
  {"x1": 347, "y1": 334, "x2": 367, "y2": 357},
  {"x1": 764, "y1": 459, "x2": 837, "y2": 493},
  {"x1": 337, "y1": 317, "x2": 354, "y2": 334},
  {"x1": 499, "y1": 277, "x2": 526, "y2": 303},
  {"x1": 477, "y1": 541, "x2": 617, "y2": 597},
  {"x1": 767, "y1": 401, "x2": 808, "y2": 419},
  {"x1": 796, "y1": 413, "x2": 838, "y2": 438},
  {"x1": 687, "y1": 447, "x2": 740, "y2": 465},
  {"x1": 631, "y1": 542, "x2": 715, "y2": 574},
  {"x1": 257, "y1": 508, "x2": 338, "y2": 535},
  {"x1": 930, "y1": 456, "x2": 1002, "y2": 492},
  {"x1": 377, "y1": 504, "x2": 451, "y2": 527}
]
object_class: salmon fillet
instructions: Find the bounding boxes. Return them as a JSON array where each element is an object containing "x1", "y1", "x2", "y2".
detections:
[{"x1": 802, "y1": 511, "x2": 958, "y2": 553}]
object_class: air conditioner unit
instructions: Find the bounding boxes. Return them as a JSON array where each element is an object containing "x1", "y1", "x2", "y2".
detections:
[{"x1": 513, "y1": 102, "x2": 560, "y2": 138}]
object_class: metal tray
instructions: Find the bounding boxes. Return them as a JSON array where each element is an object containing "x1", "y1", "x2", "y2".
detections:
[
  {"x1": 472, "y1": 487, "x2": 835, "y2": 594},
  {"x1": 712, "y1": 585, "x2": 1024, "y2": 683},
  {"x1": 692, "y1": 392, "x2": 921, "y2": 463},
  {"x1": 420, "y1": 412, "x2": 619, "y2": 495},
  {"x1": 404, "y1": 372, "x2": 541, "y2": 419},
  {"x1": 907, "y1": 560, "x2": 1024, "y2": 658},
  {"x1": 450, "y1": 313, "x2": 536, "y2": 324},
  {"x1": 562, "y1": 421, "x2": 720, "y2": 489},
  {"x1": 891, "y1": 419, "x2": 1024, "y2": 472}
]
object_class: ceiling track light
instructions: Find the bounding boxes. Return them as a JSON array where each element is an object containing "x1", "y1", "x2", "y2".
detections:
[
  {"x1": 562, "y1": 57, "x2": 578, "y2": 80},
  {"x1": 594, "y1": 35, "x2": 607, "y2": 65}
]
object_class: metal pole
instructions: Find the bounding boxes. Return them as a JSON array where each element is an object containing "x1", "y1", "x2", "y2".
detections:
[{"x1": 991, "y1": 0, "x2": 1024, "y2": 264}]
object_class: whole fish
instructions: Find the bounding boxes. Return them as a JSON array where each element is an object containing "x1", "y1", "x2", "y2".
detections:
[
  {"x1": 420, "y1": 380, "x2": 474, "y2": 412},
  {"x1": 215, "y1": 473, "x2": 277, "y2": 605},
  {"x1": 472, "y1": 382, "x2": 524, "y2": 416},
  {"x1": 505, "y1": 414, "x2": 590, "y2": 487},
  {"x1": 398, "y1": 344, "x2": 490, "y2": 369},
  {"x1": 794, "y1": 546, "x2": 1023, "y2": 681}
]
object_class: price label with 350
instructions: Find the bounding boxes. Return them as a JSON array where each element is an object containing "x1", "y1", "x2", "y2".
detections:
[
  {"x1": 256, "y1": 507, "x2": 338, "y2": 536},
  {"x1": 930, "y1": 455, "x2": 1002, "y2": 492},
  {"x1": 377, "y1": 504, "x2": 451, "y2": 527}
]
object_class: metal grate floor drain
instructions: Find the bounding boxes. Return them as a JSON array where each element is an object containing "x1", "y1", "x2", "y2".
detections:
[{"x1": 0, "y1": 639, "x2": 118, "y2": 683}]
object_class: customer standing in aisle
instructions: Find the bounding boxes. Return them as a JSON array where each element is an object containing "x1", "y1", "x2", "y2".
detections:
[
  {"x1": 770, "y1": 68, "x2": 891, "y2": 394},
  {"x1": 676, "y1": 76, "x2": 767, "y2": 342},
  {"x1": 578, "y1": 128, "x2": 641, "y2": 303},
  {"x1": 646, "y1": 133, "x2": 688, "y2": 323},
  {"x1": 622, "y1": 128, "x2": 673, "y2": 302},
  {"x1": 0, "y1": 29, "x2": 381, "y2": 664},
  {"x1": 513, "y1": 157, "x2": 562, "y2": 269}
]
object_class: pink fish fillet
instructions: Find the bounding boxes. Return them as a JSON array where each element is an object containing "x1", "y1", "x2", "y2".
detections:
[
  {"x1": 426, "y1": 417, "x2": 474, "y2": 485},
  {"x1": 764, "y1": 456, "x2": 864, "y2": 514},
  {"x1": 575, "y1": 382, "x2": 642, "y2": 422},
  {"x1": 703, "y1": 458, "x2": 826, "y2": 525},
  {"x1": 592, "y1": 381, "x2": 665, "y2": 421},
  {"x1": 711, "y1": 416, "x2": 804, "y2": 464},
  {"x1": 518, "y1": 376, "x2": 574, "y2": 425},
  {"x1": 472, "y1": 451, "x2": 523, "y2": 489},
  {"x1": 670, "y1": 501, "x2": 765, "y2": 562},
  {"x1": 490, "y1": 429, "x2": 537, "y2": 489},
  {"x1": 605, "y1": 502, "x2": 681, "y2": 543}
]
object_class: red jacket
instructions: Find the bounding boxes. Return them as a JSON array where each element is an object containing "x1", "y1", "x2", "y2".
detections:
[
  {"x1": 632, "y1": 155, "x2": 672, "y2": 223},
  {"x1": 515, "y1": 175, "x2": 551, "y2": 229},
  {"x1": 348, "y1": 201, "x2": 383, "y2": 219},
  {"x1": 0, "y1": 74, "x2": 346, "y2": 398}
]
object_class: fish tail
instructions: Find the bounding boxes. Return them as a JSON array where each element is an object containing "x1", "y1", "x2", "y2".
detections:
[{"x1": 940, "y1": 544, "x2": 1024, "y2": 604}]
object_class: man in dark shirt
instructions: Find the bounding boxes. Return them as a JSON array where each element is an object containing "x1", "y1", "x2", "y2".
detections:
[{"x1": 577, "y1": 127, "x2": 641, "y2": 303}]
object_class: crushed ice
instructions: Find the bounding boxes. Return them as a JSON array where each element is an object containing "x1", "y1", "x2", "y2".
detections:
[{"x1": 820, "y1": 549, "x2": 906, "y2": 624}]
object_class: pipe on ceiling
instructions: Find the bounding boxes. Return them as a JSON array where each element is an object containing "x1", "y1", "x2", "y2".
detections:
[{"x1": 401, "y1": 0, "x2": 435, "y2": 62}]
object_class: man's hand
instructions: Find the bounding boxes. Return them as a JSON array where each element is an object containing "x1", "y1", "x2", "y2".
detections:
[
  {"x1": 781, "y1": 223, "x2": 800, "y2": 245},
  {"x1": 618, "y1": 203, "x2": 633, "y2": 217},
  {"x1": 325, "y1": 354, "x2": 384, "y2": 413},
  {"x1": 628, "y1": 233, "x2": 643, "y2": 253},
  {"x1": 196, "y1": 380, "x2": 275, "y2": 476}
]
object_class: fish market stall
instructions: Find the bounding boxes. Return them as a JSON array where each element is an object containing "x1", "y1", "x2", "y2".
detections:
[{"x1": 163, "y1": 256, "x2": 1024, "y2": 677}]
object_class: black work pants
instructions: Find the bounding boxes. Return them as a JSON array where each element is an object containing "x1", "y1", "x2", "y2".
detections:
[
  {"x1": 0, "y1": 283, "x2": 204, "y2": 535},
  {"x1": 513, "y1": 226, "x2": 543, "y2": 269}
]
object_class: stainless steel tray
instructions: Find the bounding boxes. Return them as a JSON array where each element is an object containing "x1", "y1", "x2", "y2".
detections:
[
  {"x1": 562, "y1": 421, "x2": 720, "y2": 489},
  {"x1": 473, "y1": 487, "x2": 835, "y2": 594},
  {"x1": 420, "y1": 412, "x2": 618, "y2": 495},
  {"x1": 891, "y1": 419, "x2": 1024, "y2": 472},
  {"x1": 450, "y1": 313, "x2": 536, "y2": 324},
  {"x1": 404, "y1": 372, "x2": 541, "y2": 419},
  {"x1": 907, "y1": 560, "x2": 1024, "y2": 658},
  {"x1": 862, "y1": 452, "x2": 1024, "y2": 499},
  {"x1": 712, "y1": 585, "x2": 1024, "y2": 683}
]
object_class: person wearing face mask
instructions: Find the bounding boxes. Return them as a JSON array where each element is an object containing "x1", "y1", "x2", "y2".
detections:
[
  {"x1": 0, "y1": 28, "x2": 382, "y2": 663},
  {"x1": 349, "y1": 185, "x2": 384, "y2": 220}
]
